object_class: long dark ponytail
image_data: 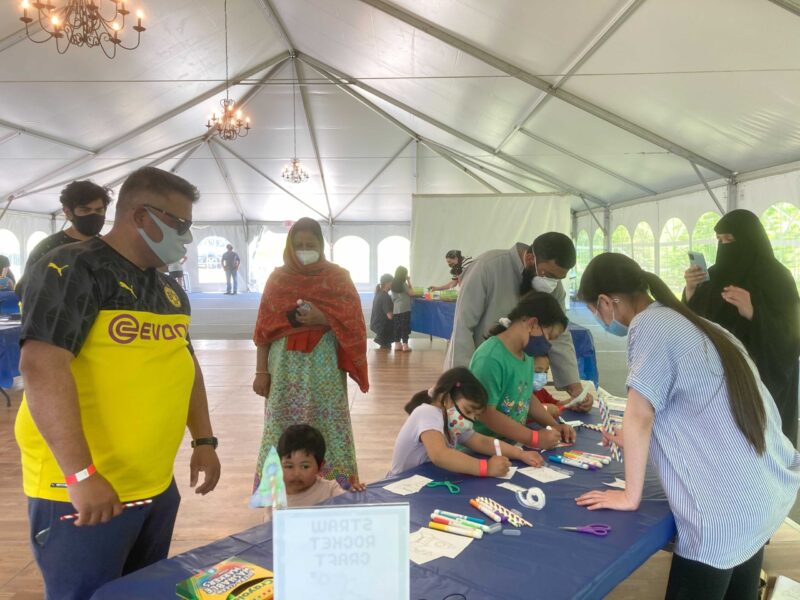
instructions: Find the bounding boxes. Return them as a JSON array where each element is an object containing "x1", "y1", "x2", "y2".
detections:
[
  {"x1": 578, "y1": 253, "x2": 766, "y2": 454},
  {"x1": 488, "y1": 291, "x2": 569, "y2": 337},
  {"x1": 405, "y1": 367, "x2": 488, "y2": 444}
]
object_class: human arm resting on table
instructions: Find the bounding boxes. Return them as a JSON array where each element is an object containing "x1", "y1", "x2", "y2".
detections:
[
  {"x1": 462, "y1": 432, "x2": 544, "y2": 467},
  {"x1": 576, "y1": 387, "x2": 654, "y2": 511},
  {"x1": 527, "y1": 397, "x2": 575, "y2": 443},
  {"x1": 187, "y1": 352, "x2": 220, "y2": 495},
  {"x1": 21, "y1": 341, "x2": 123, "y2": 525},
  {"x1": 420, "y1": 430, "x2": 509, "y2": 477}
]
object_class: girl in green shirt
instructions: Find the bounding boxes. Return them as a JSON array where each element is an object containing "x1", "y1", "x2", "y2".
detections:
[{"x1": 469, "y1": 291, "x2": 576, "y2": 449}]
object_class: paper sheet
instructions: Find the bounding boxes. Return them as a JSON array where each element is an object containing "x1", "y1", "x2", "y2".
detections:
[
  {"x1": 495, "y1": 466, "x2": 518, "y2": 480},
  {"x1": 408, "y1": 527, "x2": 473, "y2": 565},
  {"x1": 518, "y1": 466, "x2": 572, "y2": 484},
  {"x1": 771, "y1": 575, "x2": 800, "y2": 600},
  {"x1": 602, "y1": 478, "x2": 626, "y2": 489},
  {"x1": 497, "y1": 482, "x2": 528, "y2": 493},
  {"x1": 563, "y1": 420, "x2": 583, "y2": 427},
  {"x1": 382, "y1": 475, "x2": 433, "y2": 496}
]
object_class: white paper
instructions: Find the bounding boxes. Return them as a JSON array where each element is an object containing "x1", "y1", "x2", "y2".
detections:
[
  {"x1": 408, "y1": 527, "x2": 473, "y2": 564},
  {"x1": 497, "y1": 482, "x2": 528, "y2": 493},
  {"x1": 771, "y1": 575, "x2": 800, "y2": 600},
  {"x1": 383, "y1": 475, "x2": 433, "y2": 496},
  {"x1": 518, "y1": 466, "x2": 572, "y2": 484},
  {"x1": 563, "y1": 420, "x2": 584, "y2": 427},
  {"x1": 602, "y1": 478, "x2": 626, "y2": 489},
  {"x1": 495, "y1": 466, "x2": 518, "y2": 480}
]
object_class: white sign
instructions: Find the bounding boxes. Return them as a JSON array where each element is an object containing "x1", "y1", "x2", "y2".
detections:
[{"x1": 273, "y1": 503, "x2": 409, "y2": 600}]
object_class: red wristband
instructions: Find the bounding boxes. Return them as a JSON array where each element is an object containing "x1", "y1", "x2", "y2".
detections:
[
  {"x1": 65, "y1": 464, "x2": 96, "y2": 486},
  {"x1": 530, "y1": 430, "x2": 539, "y2": 448},
  {"x1": 478, "y1": 459, "x2": 488, "y2": 477}
]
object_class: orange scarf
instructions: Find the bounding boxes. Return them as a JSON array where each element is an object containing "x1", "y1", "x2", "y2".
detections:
[{"x1": 253, "y1": 221, "x2": 369, "y2": 392}]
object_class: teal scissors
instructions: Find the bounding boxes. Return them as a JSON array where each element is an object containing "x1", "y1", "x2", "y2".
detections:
[
  {"x1": 425, "y1": 480, "x2": 462, "y2": 494},
  {"x1": 559, "y1": 523, "x2": 611, "y2": 537}
]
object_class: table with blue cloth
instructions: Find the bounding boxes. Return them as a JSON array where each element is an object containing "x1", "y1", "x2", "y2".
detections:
[
  {"x1": 93, "y1": 410, "x2": 675, "y2": 600},
  {"x1": 0, "y1": 323, "x2": 21, "y2": 406},
  {"x1": 411, "y1": 299, "x2": 599, "y2": 387}
]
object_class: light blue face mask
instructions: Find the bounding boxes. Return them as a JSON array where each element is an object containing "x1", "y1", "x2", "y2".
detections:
[
  {"x1": 594, "y1": 299, "x2": 629, "y2": 337},
  {"x1": 532, "y1": 372, "x2": 547, "y2": 391},
  {"x1": 138, "y1": 208, "x2": 193, "y2": 266}
]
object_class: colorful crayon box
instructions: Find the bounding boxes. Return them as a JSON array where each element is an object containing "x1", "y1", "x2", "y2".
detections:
[{"x1": 176, "y1": 557, "x2": 274, "y2": 600}]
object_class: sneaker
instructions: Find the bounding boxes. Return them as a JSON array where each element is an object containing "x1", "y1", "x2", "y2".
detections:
[
  {"x1": 401, "y1": 343, "x2": 412, "y2": 352},
  {"x1": 393, "y1": 343, "x2": 403, "y2": 351}
]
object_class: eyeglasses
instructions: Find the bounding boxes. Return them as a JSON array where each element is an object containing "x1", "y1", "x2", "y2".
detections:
[{"x1": 144, "y1": 204, "x2": 192, "y2": 235}]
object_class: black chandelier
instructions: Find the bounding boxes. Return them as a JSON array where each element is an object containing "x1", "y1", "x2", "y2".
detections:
[{"x1": 19, "y1": 1, "x2": 146, "y2": 59}]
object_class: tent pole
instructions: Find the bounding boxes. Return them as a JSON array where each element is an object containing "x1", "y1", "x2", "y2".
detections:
[{"x1": 690, "y1": 163, "x2": 726, "y2": 214}]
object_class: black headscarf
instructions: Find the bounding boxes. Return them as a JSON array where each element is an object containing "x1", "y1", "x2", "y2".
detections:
[{"x1": 686, "y1": 209, "x2": 800, "y2": 444}]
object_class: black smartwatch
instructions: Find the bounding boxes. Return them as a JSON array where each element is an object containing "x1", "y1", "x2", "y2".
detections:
[{"x1": 191, "y1": 436, "x2": 218, "y2": 450}]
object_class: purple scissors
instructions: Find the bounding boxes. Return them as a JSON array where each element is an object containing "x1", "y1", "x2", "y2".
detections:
[{"x1": 559, "y1": 523, "x2": 611, "y2": 537}]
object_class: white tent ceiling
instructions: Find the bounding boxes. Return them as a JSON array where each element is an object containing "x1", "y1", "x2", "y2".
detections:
[{"x1": 1, "y1": 0, "x2": 800, "y2": 222}]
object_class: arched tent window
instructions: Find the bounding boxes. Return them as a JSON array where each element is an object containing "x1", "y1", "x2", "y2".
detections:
[
  {"x1": 761, "y1": 202, "x2": 800, "y2": 293},
  {"x1": 592, "y1": 229, "x2": 605, "y2": 258},
  {"x1": 632, "y1": 222, "x2": 655, "y2": 273},
  {"x1": 334, "y1": 236, "x2": 370, "y2": 284},
  {"x1": 575, "y1": 230, "x2": 590, "y2": 278},
  {"x1": 0, "y1": 229, "x2": 21, "y2": 276},
  {"x1": 692, "y1": 212, "x2": 720, "y2": 266},
  {"x1": 196, "y1": 236, "x2": 231, "y2": 285},
  {"x1": 611, "y1": 225, "x2": 632, "y2": 257},
  {"x1": 377, "y1": 236, "x2": 410, "y2": 280},
  {"x1": 249, "y1": 231, "x2": 288, "y2": 292},
  {"x1": 25, "y1": 231, "x2": 49, "y2": 270},
  {"x1": 659, "y1": 218, "x2": 690, "y2": 295}
]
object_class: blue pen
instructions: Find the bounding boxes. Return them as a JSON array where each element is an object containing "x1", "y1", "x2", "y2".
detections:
[{"x1": 548, "y1": 455, "x2": 594, "y2": 470}]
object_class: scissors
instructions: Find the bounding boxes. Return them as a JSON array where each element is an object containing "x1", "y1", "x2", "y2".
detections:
[
  {"x1": 558, "y1": 523, "x2": 611, "y2": 537},
  {"x1": 425, "y1": 480, "x2": 462, "y2": 494}
]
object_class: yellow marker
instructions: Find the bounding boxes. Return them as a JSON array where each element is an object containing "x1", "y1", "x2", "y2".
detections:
[{"x1": 428, "y1": 521, "x2": 483, "y2": 539}]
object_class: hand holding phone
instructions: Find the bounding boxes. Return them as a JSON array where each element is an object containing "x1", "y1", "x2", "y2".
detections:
[{"x1": 687, "y1": 252, "x2": 710, "y2": 282}]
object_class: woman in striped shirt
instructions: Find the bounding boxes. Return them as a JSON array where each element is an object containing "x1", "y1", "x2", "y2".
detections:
[{"x1": 575, "y1": 253, "x2": 800, "y2": 600}]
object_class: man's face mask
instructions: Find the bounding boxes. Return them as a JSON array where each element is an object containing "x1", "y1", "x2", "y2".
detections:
[
  {"x1": 137, "y1": 208, "x2": 193, "y2": 265},
  {"x1": 71, "y1": 213, "x2": 105, "y2": 237},
  {"x1": 532, "y1": 256, "x2": 559, "y2": 293},
  {"x1": 524, "y1": 334, "x2": 551, "y2": 357}
]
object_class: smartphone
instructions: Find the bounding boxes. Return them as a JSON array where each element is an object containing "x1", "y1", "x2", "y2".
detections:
[{"x1": 687, "y1": 251, "x2": 711, "y2": 282}]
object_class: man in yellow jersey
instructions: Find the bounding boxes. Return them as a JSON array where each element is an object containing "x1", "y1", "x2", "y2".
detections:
[{"x1": 17, "y1": 167, "x2": 221, "y2": 600}]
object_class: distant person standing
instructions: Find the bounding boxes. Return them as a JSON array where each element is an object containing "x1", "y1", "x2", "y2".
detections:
[
  {"x1": 391, "y1": 266, "x2": 413, "y2": 352},
  {"x1": 16, "y1": 180, "x2": 111, "y2": 298},
  {"x1": 371, "y1": 274, "x2": 394, "y2": 349},
  {"x1": 221, "y1": 244, "x2": 240, "y2": 295}
]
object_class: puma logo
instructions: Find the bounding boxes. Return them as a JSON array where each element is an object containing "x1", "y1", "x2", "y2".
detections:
[
  {"x1": 119, "y1": 281, "x2": 137, "y2": 299},
  {"x1": 47, "y1": 263, "x2": 69, "y2": 277}
]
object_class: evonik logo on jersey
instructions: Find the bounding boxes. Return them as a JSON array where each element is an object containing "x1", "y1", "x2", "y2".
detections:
[{"x1": 108, "y1": 313, "x2": 189, "y2": 345}]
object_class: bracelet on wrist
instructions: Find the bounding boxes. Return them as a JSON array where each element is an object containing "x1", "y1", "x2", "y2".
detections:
[
  {"x1": 65, "y1": 463, "x2": 97, "y2": 486},
  {"x1": 478, "y1": 459, "x2": 488, "y2": 477},
  {"x1": 530, "y1": 430, "x2": 539, "y2": 448},
  {"x1": 255, "y1": 370, "x2": 268, "y2": 375}
]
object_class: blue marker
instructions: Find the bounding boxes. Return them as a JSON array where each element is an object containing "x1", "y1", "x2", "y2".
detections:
[
  {"x1": 433, "y1": 509, "x2": 485, "y2": 524},
  {"x1": 548, "y1": 455, "x2": 594, "y2": 470}
]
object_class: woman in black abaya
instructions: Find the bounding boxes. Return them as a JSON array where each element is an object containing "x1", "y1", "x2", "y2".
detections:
[{"x1": 684, "y1": 209, "x2": 799, "y2": 446}]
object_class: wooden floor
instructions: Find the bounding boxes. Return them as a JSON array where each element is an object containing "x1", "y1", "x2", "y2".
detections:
[{"x1": 1, "y1": 339, "x2": 799, "y2": 599}]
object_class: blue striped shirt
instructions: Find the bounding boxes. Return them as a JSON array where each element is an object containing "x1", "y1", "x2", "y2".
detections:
[{"x1": 626, "y1": 303, "x2": 800, "y2": 569}]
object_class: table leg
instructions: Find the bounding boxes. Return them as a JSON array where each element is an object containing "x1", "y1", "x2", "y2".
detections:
[{"x1": 0, "y1": 388, "x2": 9, "y2": 407}]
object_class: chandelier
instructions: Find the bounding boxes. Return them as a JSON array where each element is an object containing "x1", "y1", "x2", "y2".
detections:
[
  {"x1": 282, "y1": 59, "x2": 309, "y2": 184},
  {"x1": 19, "y1": 1, "x2": 146, "y2": 59},
  {"x1": 205, "y1": 0, "x2": 250, "y2": 141}
]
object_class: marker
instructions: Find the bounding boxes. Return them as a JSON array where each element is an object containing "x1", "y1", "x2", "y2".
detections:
[
  {"x1": 571, "y1": 450, "x2": 611, "y2": 465},
  {"x1": 470, "y1": 499, "x2": 502, "y2": 522},
  {"x1": 431, "y1": 514, "x2": 489, "y2": 532},
  {"x1": 548, "y1": 455, "x2": 592, "y2": 470},
  {"x1": 493, "y1": 438, "x2": 502, "y2": 457},
  {"x1": 428, "y1": 521, "x2": 483, "y2": 539},
  {"x1": 433, "y1": 509, "x2": 484, "y2": 524},
  {"x1": 564, "y1": 452, "x2": 603, "y2": 469},
  {"x1": 59, "y1": 498, "x2": 153, "y2": 521}
]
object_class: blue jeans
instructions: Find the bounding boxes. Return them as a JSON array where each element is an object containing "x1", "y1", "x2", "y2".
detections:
[
  {"x1": 225, "y1": 269, "x2": 238, "y2": 293},
  {"x1": 29, "y1": 479, "x2": 180, "y2": 600}
]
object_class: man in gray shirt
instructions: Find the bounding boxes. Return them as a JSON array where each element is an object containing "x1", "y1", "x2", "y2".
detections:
[{"x1": 445, "y1": 232, "x2": 592, "y2": 408}]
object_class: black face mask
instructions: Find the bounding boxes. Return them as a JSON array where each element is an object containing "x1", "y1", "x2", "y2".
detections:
[{"x1": 71, "y1": 213, "x2": 105, "y2": 237}]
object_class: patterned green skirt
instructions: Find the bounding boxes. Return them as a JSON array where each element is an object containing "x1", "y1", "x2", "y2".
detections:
[{"x1": 254, "y1": 331, "x2": 358, "y2": 491}]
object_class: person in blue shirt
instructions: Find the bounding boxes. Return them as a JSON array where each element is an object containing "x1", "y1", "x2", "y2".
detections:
[{"x1": 575, "y1": 252, "x2": 800, "y2": 600}]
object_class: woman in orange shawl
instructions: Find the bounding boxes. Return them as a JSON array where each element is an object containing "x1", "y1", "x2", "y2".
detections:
[{"x1": 252, "y1": 218, "x2": 368, "y2": 489}]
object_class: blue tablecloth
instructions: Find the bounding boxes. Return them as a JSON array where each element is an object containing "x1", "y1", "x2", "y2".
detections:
[
  {"x1": 93, "y1": 410, "x2": 675, "y2": 600},
  {"x1": 0, "y1": 324, "x2": 21, "y2": 388},
  {"x1": 411, "y1": 299, "x2": 599, "y2": 386}
]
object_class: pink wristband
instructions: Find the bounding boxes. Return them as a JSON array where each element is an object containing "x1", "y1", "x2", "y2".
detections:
[
  {"x1": 478, "y1": 459, "x2": 488, "y2": 477},
  {"x1": 65, "y1": 464, "x2": 96, "y2": 486},
  {"x1": 530, "y1": 430, "x2": 539, "y2": 448}
]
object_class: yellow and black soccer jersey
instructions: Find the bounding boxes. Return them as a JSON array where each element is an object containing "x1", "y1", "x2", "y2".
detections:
[{"x1": 15, "y1": 238, "x2": 195, "y2": 502}]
